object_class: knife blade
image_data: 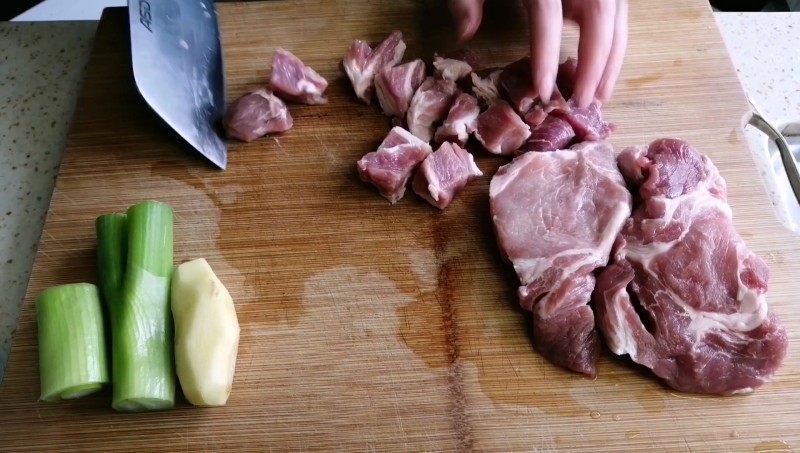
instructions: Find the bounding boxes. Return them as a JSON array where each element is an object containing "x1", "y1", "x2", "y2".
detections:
[{"x1": 128, "y1": 0, "x2": 228, "y2": 169}]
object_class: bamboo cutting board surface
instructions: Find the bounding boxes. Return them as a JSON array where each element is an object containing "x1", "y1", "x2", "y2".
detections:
[{"x1": 1, "y1": 1, "x2": 799, "y2": 451}]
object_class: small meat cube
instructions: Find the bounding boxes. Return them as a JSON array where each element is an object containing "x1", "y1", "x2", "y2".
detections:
[
  {"x1": 270, "y1": 48, "x2": 328, "y2": 105},
  {"x1": 374, "y1": 59, "x2": 426, "y2": 118},
  {"x1": 342, "y1": 31, "x2": 406, "y2": 104},
  {"x1": 223, "y1": 88, "x2": 293, "y2": 142},
  {"x1": 521, "y1": 89, "x2": 569, "y2": 128},
  {"x1": 522, "y1": 106, "x2": 548, "y2": 129},
  {"x1": 499, "y1": 57, "x2": 537, "y2": 113},
  {"x1": 357, "y1": 126, "x2": 433, "y2": 204},
  {"x1": 406, "y1": 77, "x2": 460, "y2": 143},
  {"x1": 440, "y1": 48, "x2": 481, "y2": 68},
  {"x1": 551, "y1": 99, "x2": 613, "y2": 141},
  {"x1": 556, "y1": 57, "x2": 578, "y2": 100},
  {"x1": 412, "y1": 142, "x2": 483, "y2": 210},
  {"x1": 469, "y1": 69, "x2": 502, "y2": 107},
  {"x1": 434, "y1": 92, "x2": 480, "y2": 147},
  {"x1": 474, "y1": 100, "x2": 531, "y2": 155},
  {"x1": 520, "y1": 115, "x2": 576, "y2": 153},
  {"x1": 433, "y1": 49, "x2": 477, "y2": 82}
]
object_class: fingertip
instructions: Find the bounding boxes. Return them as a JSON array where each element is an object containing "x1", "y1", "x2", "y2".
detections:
[
  {"x1": 450, "y1": 0, "x2": 484, "y2": 42},
  {"x1": 571, "y1": 88, "x2": 591, "y2": 109},
  {"x1": 534, "y1": 68, "x2": 556, "y2": 105}
]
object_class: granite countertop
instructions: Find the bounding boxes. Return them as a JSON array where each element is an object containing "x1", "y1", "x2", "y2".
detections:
[{"x1": 1, "y1": 13, "x2": 799, "y2": 383}]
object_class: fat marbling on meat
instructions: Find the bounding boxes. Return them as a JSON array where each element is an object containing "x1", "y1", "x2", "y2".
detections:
[
  {"x1": 433, "y1": 92, "x2": 480, "y2": 147},
  {"x1": 520, "y1": 115, "x2": 576, "y2": 153},
  {"x1": 406, "y1": 77, "x2": 460, "y2": 143},
  {"x1": 270, "y1": 48, "x2": 329, "y2": 105},
  {"x1": 412, "y1": 141, "x2": 482, "y2": 210},
  {"x1": 490, "y1": 141, "x2": 632, "y2": 376},
  {"x1": 357, "y1": 126, "x2": 433, "y2": 204},
  {"x1": 469, "y1": 69, "x2": 502, "y2": 107},
  {"x1": 594, "y1": 138, "x2": 788, "y2": 395},
  {"x1": 342, "y1": 31, "x2": 406, "y2": 104},
  {"x1": 374, "y1": 59, "x2": 426, "y2": 118},
  {"x1": 223, "y1": 88, "x2": 293, "y2": 142}
]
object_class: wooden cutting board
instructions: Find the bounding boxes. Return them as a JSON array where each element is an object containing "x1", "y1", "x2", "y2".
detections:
[{"x1": 1, "y1": 1, "x2": 798, "y2": 451}]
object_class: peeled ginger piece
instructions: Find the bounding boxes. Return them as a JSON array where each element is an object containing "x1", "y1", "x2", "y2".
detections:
[{"x1": 171, "y1": 258, "x2": 240, "y2": 406}]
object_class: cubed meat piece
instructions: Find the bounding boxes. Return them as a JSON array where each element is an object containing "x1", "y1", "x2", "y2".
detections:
[
  {"x1": 374, "y1": 59, "x2": 427, "y2": 118},
  {"x1": 551, "y1": 99, "x2": 613, "y2": 141},
  {"x1": 434, "y1": 92, "x2": 480, "y2": 147},
  {"x1": 223, "y1": 88, "x2": 293, "y2": 142},
  {"x1": 520, "y1": 115, "x2": 576, "y2": 153},
  {"x1": 469, "y1": 69, "x2": 502, "y2": 107},
  {"x1": 521, "y1": 90, "x2": 569, "y2": 129},
  {"x1": 474, "y1": 100, "x2": 531, "y2": 155},
  {"x1": 406, "y1": 77, "x2": 460, "y2": 143},
  {"x1": 270, "y1": 48, "x2": 328, "y2": 105},
  {"x1": 595, "y1": 139, "x2": 788, "y2": 394},
  {"x1": 412, "y1": 142, "x2": 483, "y2": 210},
  {"x1": 342, "y1": 31, "x2": 406, "y2": 104},
  {"x1": 556, "y1": 57, "x2": 578, "y2": 100},
  {"x1": 499, "y1": 57, "x2": 537, "y2": 113},
  {"x1": 440, "y1": 48, "x2": 482, "y2": 68},
  {"x1": 433, "y1": 49, "x2": 478, "y2": 82},
  {"x1": 357, "y1": 126, "x2": 433, "y2": 204}
]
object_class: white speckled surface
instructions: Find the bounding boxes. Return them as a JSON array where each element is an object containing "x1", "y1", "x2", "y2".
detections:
[
  {"x1": 0, "y1": 22, "x2": 97, "y2": 381},
  {"x1": 0, "y1": 13, "x2": 799, "y2": 384},
  {"x1": 714, "y1": 13, "x2": 800, "y2": 234}
]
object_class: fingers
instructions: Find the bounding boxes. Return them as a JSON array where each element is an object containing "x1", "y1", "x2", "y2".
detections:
[
  {"x1": 596, "y1": 0, "x2": 628, "y2": 103},
  {"x1": 572, "y1": 0, "x2": 616, "y2": 108},
  {"x1": 528, "y1": 0, "x2": 563, "y2": 104},
  {"x1": 448, "y1": 0, "x2": 486, "y2": 42}
]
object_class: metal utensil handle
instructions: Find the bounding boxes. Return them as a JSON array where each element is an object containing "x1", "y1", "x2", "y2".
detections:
[{"x1": 746, "y1": 102, "x2": 800, "y2": 208}]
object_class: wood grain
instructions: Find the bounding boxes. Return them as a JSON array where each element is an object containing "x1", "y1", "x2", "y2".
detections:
[{"x1": 1, "y1": 1, "x2": 798, "y2": 451}]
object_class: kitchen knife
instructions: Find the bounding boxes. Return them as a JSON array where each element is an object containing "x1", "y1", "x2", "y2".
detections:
[{"x1": 128, "y1": 0, "x2": 228, "y2": 169}]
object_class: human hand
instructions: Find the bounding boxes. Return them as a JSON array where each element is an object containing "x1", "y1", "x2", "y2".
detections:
[{"x1": 448, "y1": 0, "x2": 629, "y2": 107}]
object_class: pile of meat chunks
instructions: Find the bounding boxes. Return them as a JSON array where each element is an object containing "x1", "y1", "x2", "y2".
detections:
[
  {"x1": 220, "y1": 32, "x2": 788, "y2": 396},
  {"x1": 344, "y1": 31, "x2": 612, "y2": 209}
]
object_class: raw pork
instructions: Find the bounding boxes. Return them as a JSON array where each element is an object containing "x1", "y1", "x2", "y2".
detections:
[
  {"x1": 520, "y1": 115, "x2": 575, "y2": 153},
  {"x1": 433, "y1": 58, "x2": 471, "y2": 82},
  {"x1": 434, "y1": 92, "x2": 480, "y2": 147},
  {"x1": 440, "y1": 48, "x2": 481, "y2": 68},
  {"x1": 374, "y1": 59, "x2": 426, "y2": 118},
  {"x1": 270, "y1": 48, "x2": 328, "y2": 105},
  {"x1": 342, "y1": 31, "x2": 406, "y2": 104},
  {"x1": 551, "y1": 99, "x2": 612, "y2": 141},
  {"x1": 406, "y1": 77, "x2": 460, "y2": 143},
  {"x1": 223, "y1": 88, "x2": 293, "y2": 142},
  {"x1": 474, "y1": 100, "x2": 531, "y2": 155},
  {"x1": 357, "y1": 126, "x2": 433, "y2": 204},
  {"x1": 499, "y1": 57, "x2": 536, "y2": 113},
  {"x1": 490, "y1": 141, "x2": 632, "y2": 376},
  {"x1": 594, "y1": 138, "x2": 788, "y2": 395},
  {"x1": 412, "y1": 142, "x2": 483, "y2": 210},
  {"x1": 469, "y1": 69, "x2": 502, "y2": 106}
]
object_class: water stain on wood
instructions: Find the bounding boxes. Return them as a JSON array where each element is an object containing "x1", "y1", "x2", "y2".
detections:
[{"x1": 626, "y1": 73, "x2": 666, "y2": 89}]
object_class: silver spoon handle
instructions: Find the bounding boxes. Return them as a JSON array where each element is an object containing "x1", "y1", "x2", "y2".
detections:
[{"x1": 746, "y1": 99, "x2": 800, "y2": 207}]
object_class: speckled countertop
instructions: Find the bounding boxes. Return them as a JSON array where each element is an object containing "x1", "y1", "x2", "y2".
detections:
[{"x1": 1, "y1": 13, "x2": 799, "y2": 383}]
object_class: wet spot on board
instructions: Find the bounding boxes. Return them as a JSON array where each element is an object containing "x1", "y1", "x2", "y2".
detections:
[
  {"x1": 626, "y1": 73, "x2": 666, "y2": 89},
  {"x1": 753, "y1": 440, "x2": 792, "y2": 452},
  {"x1": 679, "y1": 8, "x2": 702, "y2": 20},
  {"x1": 728, "y1": 128, "x2": 741, "y2": 144}
]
